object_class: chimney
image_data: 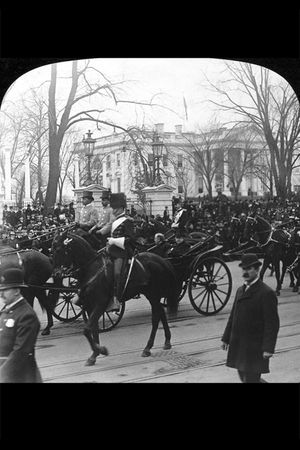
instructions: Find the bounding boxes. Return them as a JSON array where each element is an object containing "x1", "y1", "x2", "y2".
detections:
[
  {"x1": 155, "y1": 123, "x2": 164, "y2": 135},
  {"x1": 175, "y1": 124, "x2": 182, "y2": 135}
]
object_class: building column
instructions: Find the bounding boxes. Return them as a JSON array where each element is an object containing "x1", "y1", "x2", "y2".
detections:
[
  {"x1": 102, "y1": 160, "x2": 107, "y2": 187},
  {"x1": 24, "y1": 154, "x2": 31, "y2": 205},
  {"x1": 4, "y1": 148, "x2": 12, "y2": 204},
  {"x1": 74, "y1": 156, "x2": 80, "y2": 188},
  {"x1": 223, "y1": 155, "x2": 231, "y2": 196}
]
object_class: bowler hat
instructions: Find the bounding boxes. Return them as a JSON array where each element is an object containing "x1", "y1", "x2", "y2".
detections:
[
  {"x1": 239, "y1": 253, "x2": 262, "y2": 269},
  {"x1": 82, "y1": 191, "x2": 94, "y2": 200},
  {"x1": 110, "y1": 193, "x2": 127, "y2": 209},
  {"x1": 0, "y1": 268, "x2": 28, "y2": 290}
]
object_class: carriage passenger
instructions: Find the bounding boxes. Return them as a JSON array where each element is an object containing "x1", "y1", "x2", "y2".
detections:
[
  {"x1": 106, "y1": 193, "x2": 136, "y2": 310},
  {"x1": 148, "y1": 233, "x2": 172, "y2": 258},
  {"x1": 166, "y1": 229, "x2": 191, "y2": 257}
]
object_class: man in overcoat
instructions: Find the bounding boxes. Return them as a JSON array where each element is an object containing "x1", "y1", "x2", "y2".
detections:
[
  {"x1": 0, "y1": 267, "x2": 42, "y2": 383},
  {"x1": 221, "y1": 253, "x2": 280, "y2": 383}
]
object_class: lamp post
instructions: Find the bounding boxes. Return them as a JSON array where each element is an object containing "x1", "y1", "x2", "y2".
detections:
[
  {"x1": 151, "y1": 131, "x2": 164, "y2": 185},
  {"x1": 82, "y1": 130, "x2": 96, "y2": 186}
]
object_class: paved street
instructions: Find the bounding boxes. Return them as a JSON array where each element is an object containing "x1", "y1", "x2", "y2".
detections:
[{"x1": 33, "y1": 260, "x2": 300, "y2": 383}]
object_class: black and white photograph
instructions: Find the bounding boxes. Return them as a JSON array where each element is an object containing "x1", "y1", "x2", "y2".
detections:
[{"x1": 1, "y1": 54, "x2": 300, "y2": 387}]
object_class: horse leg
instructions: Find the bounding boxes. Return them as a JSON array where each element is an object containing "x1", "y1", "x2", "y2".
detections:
[
  {"x1": 159, "y1": 303, "x2": 172, "y2": 350},
  {"x1": 259, "y1": 257, "x2": 269, "y2": 281},
  {"x1": 142, "y1": 300, "x2": 161, "y2": 357},
  {"x1": 274, "y1": 261, "x2": 281, "y2": 295},
  {"x1": 289, "y1": 271, "x2": 295, "y2": 288},
  {"x1": 39, "y1": 290, "x2": 54, "y2": 336},
  {"x1": 83, "y1": 304, "x2": 109, "y2": 366}
]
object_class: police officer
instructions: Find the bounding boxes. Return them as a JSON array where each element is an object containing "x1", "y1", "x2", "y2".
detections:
[
  {"x1": 0, "y1": 267, "x2": 42, "y2": 383},
  {"x1": 106, "y1": 193, "x2": 136, "y2": 311}
]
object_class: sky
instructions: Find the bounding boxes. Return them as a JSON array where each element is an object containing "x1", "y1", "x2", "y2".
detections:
[{"x1": 1, "y1": 57, "x2": 292, "y2": 138}]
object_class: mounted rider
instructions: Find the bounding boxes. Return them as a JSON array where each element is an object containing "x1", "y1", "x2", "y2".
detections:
[
  {"x1": 75, "y1": 191, "x2": 99, "y2": 231},
  {"x1": 106, "y1": 193, "x2": 136, "y2": 310},
  {"x1": 171, "y1": 203, "x2": 188, "y2": 233},
  {"x1": 75, "y1": 190, "x2": 99, "y2": 247},
  {"x1": 88, "y1": 190, "x2": 114, "y2": 246}
]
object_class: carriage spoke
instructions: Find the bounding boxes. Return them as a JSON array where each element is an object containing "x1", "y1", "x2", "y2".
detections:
[
  {"x1": 197, "y1": 290, "x2": 209, "y2": 310},
  {"x1": 205, "y1": 291, "x2": 211, "y2": 313},
  {"x1": 212, "y1": 290, "x2": 225, "y2": 305},
  {"x1": 191, "y1": 287, "x2": 207, "y2": 301},
  {"x1": 210, "y1": 292, "x2": 217, "y2": 311}
]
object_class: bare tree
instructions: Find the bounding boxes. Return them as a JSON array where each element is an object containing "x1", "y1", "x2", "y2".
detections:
[
  {"x1": 45, "y1": 60, "x2": 173, "y2": 209},
  {"x1": 205, "y1": 61, "x2": 300, "y2": 200}
]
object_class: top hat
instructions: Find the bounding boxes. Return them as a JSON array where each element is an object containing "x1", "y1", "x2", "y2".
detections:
[
  {"x1": 110, "y1": 193, "x2": 127, "y2": 209},
  {"x1": 82, "y1": 191, "x2": 94, "y2": 200},
  {"x1": 0, "y1": 268, "x2": 28, "y2": 290},
  {"x1": 101, "y1": 190, "x2": 111, "y2": 200},
  {"x1": 238, "y1": 253, "x2": 262, "y2": 269}
]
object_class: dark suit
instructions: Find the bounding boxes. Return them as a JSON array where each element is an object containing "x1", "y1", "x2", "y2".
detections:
[
  {"x1": 107, "y1": 214, "x2": 136, "y2": 300},
  {"x1": 222, "y1": 279, "x2": 280, "y2": 378},
  {"x1": 108, "y1": 214, "x2": 136, "y2": 259},
  {"x1": 0, "y1": 298, "x2": 42, "y2": 383}
]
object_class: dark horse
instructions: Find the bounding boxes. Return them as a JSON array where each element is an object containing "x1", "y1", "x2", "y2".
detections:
[
  {"x1": 243, "y1": 215, "x2": 291, "y2": 295},
  {"x1": 0, "y1": 243, "x2": 55, "y2": 335},
  {"x1": 51, "y1": 230, "x2": 180, "y2": 366}
]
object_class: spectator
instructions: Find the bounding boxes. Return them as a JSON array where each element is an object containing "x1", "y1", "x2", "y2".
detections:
[{"x1": 221, "y1": 253, "x2": 280, "y2": 383}]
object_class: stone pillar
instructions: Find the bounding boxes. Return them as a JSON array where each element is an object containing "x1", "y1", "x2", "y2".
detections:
[
  {"x1": 24, "y1": 154, "x2": 31, "y2": 204},
  {"x1": 4, "y1": 148, "x2": 12, "y2": 204}
]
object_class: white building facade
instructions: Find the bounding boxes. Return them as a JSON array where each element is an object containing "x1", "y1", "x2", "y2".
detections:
[{"x1": 73, "y1": 123, "x2": 299, "y2": 204}]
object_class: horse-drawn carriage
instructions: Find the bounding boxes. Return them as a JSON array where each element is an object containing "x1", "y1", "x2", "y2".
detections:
[
  {"x1": 0, "y1": 224, "x2": 233, "y2": 335},
  {"x1": 44, "y1": 229, "x2": 233, "y2": 333}
]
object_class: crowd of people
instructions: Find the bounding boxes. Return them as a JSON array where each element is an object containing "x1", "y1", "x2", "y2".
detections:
[{"x1": 2, "y1": 192, "x2": 300, "y2": 253}]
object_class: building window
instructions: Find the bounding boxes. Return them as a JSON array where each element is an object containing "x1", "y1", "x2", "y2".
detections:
[
  {"x1": 117, "y1": 153, "x2": 120, "y2": 167},
  {"x1": 177, "y1": 154, "x2": 183, "y2": 168},
  {"x1": 117, "y1": 177, "x2": 121, "y2": 192},
  {"x1": 178, "y1": 185, "x2": 183, "y2": 194},
  {"x1": 163, "y1": 154, "x2": 168, "y2": 166}
]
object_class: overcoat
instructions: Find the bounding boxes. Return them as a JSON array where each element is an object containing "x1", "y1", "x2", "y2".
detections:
[
  {"x1": 0, "y1": 298, "x2": 42, "y2": 383},
  {"x1": 222, "y1": 279, "x2": 280, "y2": 373}
]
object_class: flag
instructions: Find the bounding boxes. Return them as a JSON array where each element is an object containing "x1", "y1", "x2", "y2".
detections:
[{"x1": 183, "y1": 96, "x2": 188, "y2": 121}]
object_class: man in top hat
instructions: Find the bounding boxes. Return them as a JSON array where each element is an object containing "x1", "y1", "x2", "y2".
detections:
[
  {"x1": 106, "y1": 193, "x2": 136, "y2": 310},
  {"x1": 89, "y1": 190, "x2": 114, "y2": 242},
  {"x1": 0, "y1": 267, "x2": 42, "y2": 383},
  {"x1": 221, "y1": 253, "x2": 280, "y2": 383},
  {"x1": 75, "y1": 190, "x2": 99, "y2": 232},
  {"x1": 166, "y1": 228, "x2": 191, "y2": 257}
]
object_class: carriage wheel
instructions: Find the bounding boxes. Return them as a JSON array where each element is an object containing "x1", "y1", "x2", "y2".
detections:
[
  {"x1": 188, "y1": 256, "x2": 232, "y2": 315},
  {"x1": 50, "y1": 277, "x2": 83, "y2": 322},
  {"x1": 98, "y1": 301, "x2": 126, "y2": 333}
]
